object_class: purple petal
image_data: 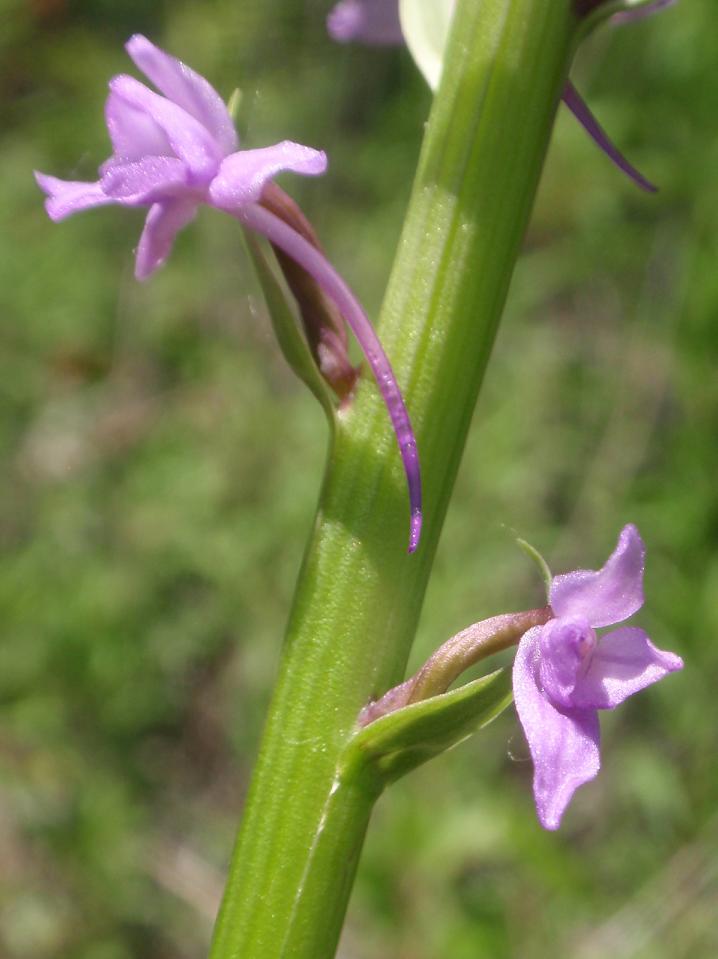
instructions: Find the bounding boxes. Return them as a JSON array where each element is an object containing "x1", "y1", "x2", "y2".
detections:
[
  {"x1": 134, "y1": 198, "x2": 197, "y2": 280},
  {"x1": 573, "y1": 626, "x2": 683, "y2": 710},
  {"x1": 612, "y1": 0, "x2": 676, "y2": 25},
  {"x1": 109, "y1": 75, "x2": 221, "y2": 182},
  {"x1": 514, "y1": 628, "x2": 601, "y2": 830},
  {"x1": 125, "y1": 34, "x2": 239, "y2": 157},
  {"x1": 327, "y1": 0, "x2": 405, "y2": 45},
  {"x1": 208, "y1": 142, "x2": 327, "y2": 210},
  {"x1": 105, "y1": 88, "x2": 172, "y2": 160},
  {"x1": 35, "y1": 172, "x2": 115, "y2": 221},
  {"x1": 100, "y1": 156, "x2": 189, "y2": 204},
  {"x1": 562, "y1": 81, "x2": 657, "y2": 193},
  {"x1": 550, "y1": 524, "x2": 645, "y2": 629},
  {"x1": 236, "y1": 203, "x2": 422, "y2": 552}
]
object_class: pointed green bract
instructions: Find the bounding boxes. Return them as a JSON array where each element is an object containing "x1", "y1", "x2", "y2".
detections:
[
  {"x1": 243, "y1": 230, "x2": 336, "y2": 420},
  {"x1": 344, "y1": 668, "x2": 513, "y2": 787}
]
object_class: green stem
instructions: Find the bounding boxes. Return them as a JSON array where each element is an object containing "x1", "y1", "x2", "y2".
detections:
[{"x1": 209, "y1": 2, "x2": 580, "y2": 956}]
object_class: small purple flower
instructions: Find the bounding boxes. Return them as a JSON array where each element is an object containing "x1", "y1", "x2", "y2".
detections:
[
  {"x1": 36, "y1": 35, "x2": 422, "y2": 551},
  {"x1": 513, "y1": 525, "x2": 683, "y2": 830}
]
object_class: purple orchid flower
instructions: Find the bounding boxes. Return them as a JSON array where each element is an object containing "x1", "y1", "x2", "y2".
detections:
[
  {"x1": 36, "y1": 35, "x2": 422, "y2": 552},
  {"x1": 327, "y1": 0, "x2": 670, "y2": 193},
  {"x1": 513, "y1": 525, "x2": 683, "y2": 830}
]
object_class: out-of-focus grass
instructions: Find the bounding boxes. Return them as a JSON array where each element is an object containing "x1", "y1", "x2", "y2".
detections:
[{"x1": 0, "y1": 2, "x2": 715, "y2": 958}]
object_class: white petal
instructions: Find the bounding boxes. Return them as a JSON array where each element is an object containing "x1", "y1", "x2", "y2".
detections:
[
  {"x1": 513, "y1": 627, "x2": 601, "y2": 830},
  {"x1": 399, "y1": 0, "x2": 455, "y2": 90}
]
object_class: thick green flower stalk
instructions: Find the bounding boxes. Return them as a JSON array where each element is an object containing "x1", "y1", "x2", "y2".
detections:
[{"x1": 208, "y1": 1, "x2": 584, "y2": 956}]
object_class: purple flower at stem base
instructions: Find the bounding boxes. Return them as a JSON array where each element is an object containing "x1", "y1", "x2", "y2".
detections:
[
  {"x1": 513, "y1": 525, "x2": 683, "y2": 830},
  {"x1": 36, "y1": 34, "x2": 422, "y2": 552}
]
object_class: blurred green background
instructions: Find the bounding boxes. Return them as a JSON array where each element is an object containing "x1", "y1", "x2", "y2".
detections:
[{"x1": 1, "y1": 1, "x2": 715, "y2": 957}]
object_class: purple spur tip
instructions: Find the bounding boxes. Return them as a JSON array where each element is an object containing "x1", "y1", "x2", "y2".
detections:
[
  {"x1": 408, "y1": 508, "x2": 422, "y2": 554},
  {"x1": 562, "y1": 80, "x2": 657, "y2": 193}
]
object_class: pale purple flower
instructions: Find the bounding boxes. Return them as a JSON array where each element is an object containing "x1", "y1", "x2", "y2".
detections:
[
  {"x1": 513, "y1": 525, "x2": 683, "y2": 830},
  {"x1": 36, "y1": 35, "x2": 422, "y2": 551},
  {"x1": 327, "y1": 0, "x2": 670, "y2": 192},
  {"x1": 328, "y1": 0, "x2": 403, "y2": 44}
]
